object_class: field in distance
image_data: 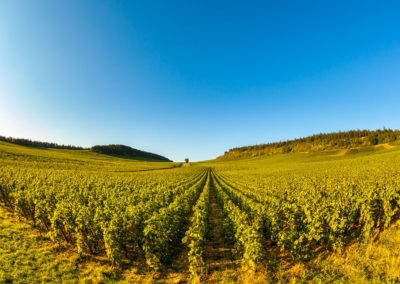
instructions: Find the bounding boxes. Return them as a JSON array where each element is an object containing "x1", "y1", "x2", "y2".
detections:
[
  {"x1": 1, "y1": 136, "x2": 400, "y2": 283},
  {"x1": 0, "y1": 140, "x2": 178, "y2": 172}
]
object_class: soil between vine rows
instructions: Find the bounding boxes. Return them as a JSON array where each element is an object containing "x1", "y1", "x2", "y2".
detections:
[{"x1": 203, "y1": 177, "x2": 238, "y2": 275}]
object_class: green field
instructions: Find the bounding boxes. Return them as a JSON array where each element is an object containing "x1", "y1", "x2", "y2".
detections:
[{"x1": 1, "y1": 140, "x2": 400, "y2": 283}]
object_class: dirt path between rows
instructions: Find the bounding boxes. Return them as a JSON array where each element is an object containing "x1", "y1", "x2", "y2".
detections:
[{"x1": 203, "y1": 177, "x2": 238, "y2": 280}]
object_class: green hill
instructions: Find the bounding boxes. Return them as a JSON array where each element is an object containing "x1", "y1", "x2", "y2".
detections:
[
  {"x1": 90, "y1": 144, "x2": 172, "y2": 162},
  {"x1": 0, "y1": 135, "x2": 172, "y2": 162},
  {"x1": 218, "y1": 128, "x2": 400, "y2": 159},
  {"x1": 0, "y1": 141, "x2": 177, "y2": 172}
]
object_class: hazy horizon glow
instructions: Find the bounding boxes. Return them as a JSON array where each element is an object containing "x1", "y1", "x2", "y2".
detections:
[{"x1": 1, "y1": 1, "x2": 400, "y2": 161}]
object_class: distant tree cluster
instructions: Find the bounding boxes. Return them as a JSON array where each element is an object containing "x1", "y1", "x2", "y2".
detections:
[
  {"x1": 90, "y1": 144, "x2": 172, "y2": 162},
  {"x1": 0, "y1": 135, "x2": 85, "y2": 150},
  {"x1": 219, "y1": 129, "x2": 400, "y2": 159}
]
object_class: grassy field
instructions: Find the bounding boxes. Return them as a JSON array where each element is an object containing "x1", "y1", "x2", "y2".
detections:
[
  {"x1": 0, "y1": 141, "x2": 179, "y2": 172},
  {"x1": 1, "y1": 141, "x2": 400, "y2": 283}
]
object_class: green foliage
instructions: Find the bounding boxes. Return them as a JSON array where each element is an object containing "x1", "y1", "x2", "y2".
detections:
[
  {"x1": 91, "y1": 144, "x2": 172, "y2": 161},
  {"x1": 142, "y1": 171, "x2": 208, "y2": 270},
  {"x1": 0, "y1": 142, "x2": 205, "y2": 269},
  {"x1": 213, "y1": 173, "x2": 263, "y2": 271},
  {"x1": 220, "y1": 128, "x2": 400, "y2": 159},
  {"x1": 183, "y1": 172, "x2": 211, "y2": 277},
  {"x1": 0, "y1": 135, "x2": 84, "y2": 149},
  {"x1": 208, "y1": 145, "x2": 400, "y2": 260},
  {"x1": 1, "y1": 134, "x2": 400, "y2": 281}
]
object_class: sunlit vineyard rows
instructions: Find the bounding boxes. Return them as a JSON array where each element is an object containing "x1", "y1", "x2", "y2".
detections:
[
  {"x1": 1, "y1": 141, "x2": 400, "y2": 281},
  {"x1": 209, "y1": 152, "x2": 400, "y2": 261}
]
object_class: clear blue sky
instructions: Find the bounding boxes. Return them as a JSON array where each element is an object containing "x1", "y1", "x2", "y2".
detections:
[{"x1": 1, "y1": 1, "x2": 399, "y2": 161}]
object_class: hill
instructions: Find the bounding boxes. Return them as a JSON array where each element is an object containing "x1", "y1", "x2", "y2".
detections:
[
  {"x1": 0, "y1": 135, "x2": 85, "y2": 150},
  {"x1": 218, "y1": 128, "x2": 400, "y2": 159},
  {"x1": 0, "y1": 141, "x2": 177, "y2": 172},
  {"x1": 90, "y1": 144, "x2": 172, "y2": 162},
  {"x1": 0, "y1": 135, "x2": 172, "y2": 162}
]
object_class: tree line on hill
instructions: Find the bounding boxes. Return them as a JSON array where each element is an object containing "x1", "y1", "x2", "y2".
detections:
[
  {"x1": 0, "y1": 135, "x2": 85, "y2": 150},
  {"x1": 219, "y1": 129, "x2": 400, "y2": 159}
]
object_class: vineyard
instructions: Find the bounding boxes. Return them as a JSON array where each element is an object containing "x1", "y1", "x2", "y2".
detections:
[{"x1": 1, "y1": 141, "x2": 400, "y2": 282}]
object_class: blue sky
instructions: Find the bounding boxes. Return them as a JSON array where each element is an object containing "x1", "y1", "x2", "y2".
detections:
[{"x1": 1, "y1": 1, "x2": 399, "y2": 161}]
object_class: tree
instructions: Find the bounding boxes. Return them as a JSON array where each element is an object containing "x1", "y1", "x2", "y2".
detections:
[{"x1": 368, "y1": 134, "x2": 378, "y2": 145}]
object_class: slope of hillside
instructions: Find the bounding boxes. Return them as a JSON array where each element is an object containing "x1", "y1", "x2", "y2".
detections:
[
  {"x1": 0, "y1": 141, "x2": 178, "y2": 172},
  {"x1": 218, "y1": 129, "x2": 400, "y2": 159},
  {"x1": 90, "y1": 144, "x2": 172, "y2": 162},
  {"x1": 0, "y1": 135, "x2": 172, "y2": 162}
]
